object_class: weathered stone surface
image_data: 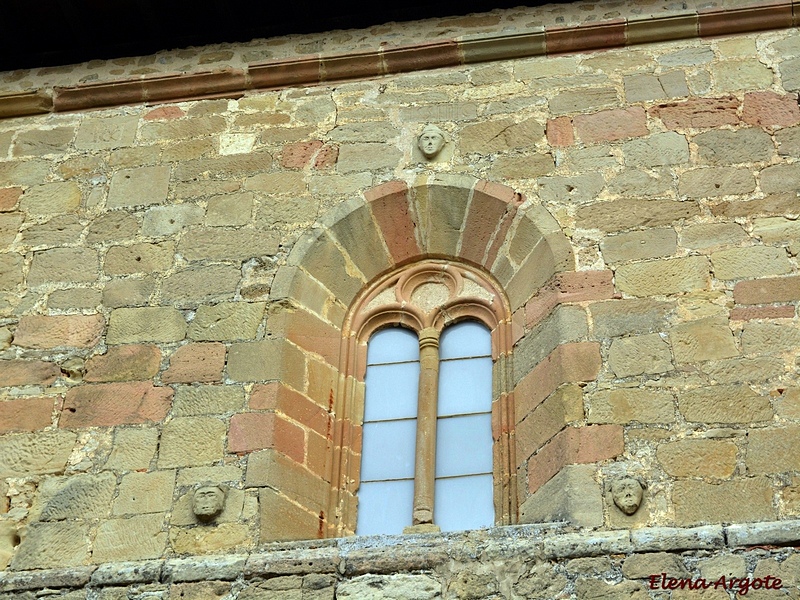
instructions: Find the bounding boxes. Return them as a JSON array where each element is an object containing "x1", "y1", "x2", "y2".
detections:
[
  {"x1": 673, "y1": 478, "x2": 775, "y2": 526},
  {"x1": 113, "y1": 470, "x2": 176, "y2": 515},
  {"x1": 336, "y1": 574, "x2": 441, "y2": 600},
  {"x1": 337, "y1": 143, "x2": 402, "y2": 173},
  {"x1": 600, "y1": 228, "x2": 676, "y2": 264},
  {"x1": 549, "y1": 87, "x2": 618, "y2": 115},
  {"x1": 711, "y1": 59, "x2": 773, "y2": 92},
  {"x1": 590, "y1": 299, "x2": 673, "y2": 338},
  {"x1": 173, "y1": 385, "x2": 245, "y2": 416},
  {"x1": 86, "y1": 211, "x2": 139, "y2": 244},
  {"x1": 695, "y1": 128, "x2": 774, "y2": 164},
  {"x1": 259, "y1": 488, "x2": 319, "y2": 542},
  {"x1": 669, "y1": 317, "x2": 738, "y2": 363},
  {"x1": 170, "y1": 523, "x2": 252, "y2": 555},
  {"x1": 519, "y1": 465, "x2": 602, "y2": 528},
  {"x1": 206, "y1": 192, "x2": 254, "y2": 226},
  {"x1": 28, "y1": 248, "x2": 99, "y2": 286},
  {"x1": 0, "y1": 212, "x2": 23, "y2": 246},
  {"x1": 622, "y1": 552, "x2": 689, "y2": 579},
  {"x1": 85, "y1": 344, "x2": 161, "y2": 382},
  {"x1": 21, "y1": 215, "x2": 83, "y2": 248},
  {"x1": 622, "y1": 132, "x2": 688, "y2": 166},
  {"x1": 760, "y1": 163, "x2": 800, "y2": 194},
  {"x1": 0, "y1": 430, "x2": 77, "y2": 479},
  {"x1": 573, "y1": 107, "x2": 648, "y2": 143},
  {"x1": 711, "y1": 192, "x2": 799, "y2": 218},
  {"x1": 14, "y1": 315, "x2": 104, "y2": 349},
  {"x1": 606, "y1": 170, "x2": 671, "y2": 197},
  {"x1": 615, "y1": 256, "x2": 709, "y2": 296},
  {"x1": 711, "y1": 246, "x2": 791, "y2": 281},
  {"x1": 650, "y1": 96, "x2": 739, "y2": 129},
  {"x1": 678, "y1": 167, "x2": 755, "y2": 198},
  {"x1": 742, "y1": 322, "x2": 800, "y2": 355},
  {"x1": 104, "y1": 427, "x2": 159, "y2": 471},
  {"x1": 188, "y1": 302, "x2": 265, "y2": 341},
  {"x1": 608, "y1": 334, "x2": 673, "y2": 377},
  {"x1": 746, "y1": 425, "x2": 800, "y2": 474},
  {"x1": 587, "y1": 388, "x2": 674, "y2": 424},
  {"x1": 678, "y1": 385, "x2": 772, "y2": 423},
  {"x1": 75, "y1": 115, "x2": 138, "y2": 150},
  {"x1": 47, "y1": 288, "x2": 102, "y2": 310},
  {"x1": 702, "y1": 356, "x2": 784, "y2": 384},
  {"x1": 33, "y1": 472, "x2": 116, "y2": 521},
  {"x1": 161, "y1": 265, "x2": 241, "y2": 306},
  {"x1": 102, "y1": 277, "x2": 155, "y2": 308},
  {"x1": 163, "y1": 343, "x2": 226, "y2": 384},
  {"x1": 10, "y1": 522, "x2": 91, "y2": 570},
  {"x1": 680, "y1": 223, "x2": 749, "y2": 250},
  {"x1": 0, "y1": 254, "x2": 23, "y2": 289},
  {"x1": 92, "y1": 514, "x2": 168, "y2": 562},
  {"x1": 158, "y1": 417, "x2": 226, "y2": 468},
  {"x1": 107, "y1": 307, "x2": 186, "y2": 343},
  {"x1": 576, "y1": 199, "x2": 700, "y2": 232},
  {"x1": 227, "y1": 339, "x2": 306, "y2": 391},
  {"x1": 657, "y1": 439, "x2": 737, "y2": 478},
  {"x1": 0, "y1": 396, "x2": 54, "y2": 434},
  {"x1": 0, "y1": 359, "x2": 60, "y2": 387},
  {"x1": 179, "y1": 230, "x2": 280, "y2": 261},
  {"x1": 139, "y1": 116, "x2": 226, "y2": 142},
  {"x1": 460, "y1": 118, "x2": 544, "y2": 153},
  {"x1": 142, "y1": 204, "x2": 204, "y2": 236},
  {"x1": 61, "y1": 382, "x2": 173, "y2": 427},
  {"x1": 13, "y1": 127, "x2": 74, "y2": 157},
  {"x1": 104, "y1": 242, "x2": 174, "y2": 275},
  {"x1": 537, "y1": 173, "x2": 604, "y2": 204},
  {"x1": 490, "y1": 153, "x2": 555, "y2": 179},
  {"x1": 107, "y1": 166, "x2": 170, "y2": 208}
]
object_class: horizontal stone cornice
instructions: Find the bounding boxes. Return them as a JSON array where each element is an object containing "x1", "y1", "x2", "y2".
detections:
[{"x1": 0, "y1": 1, "x2": 798, "y2": 119}]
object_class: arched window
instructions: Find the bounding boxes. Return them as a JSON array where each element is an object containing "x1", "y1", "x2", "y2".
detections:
[{"x1": 333, "y1": 260, "x2": 516, "y2": 536}]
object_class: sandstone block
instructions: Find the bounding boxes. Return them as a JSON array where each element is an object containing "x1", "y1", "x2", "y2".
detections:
[
  {"x1": 710, "y1": 246, "x2": 791, "y2": 280},
  {"x1": 244, "y1": 171, "x2": 307, "y2": 195},
  {"x1": 590, "y1": 299, "x2": 673, "y2": 339},
  {"x1": 573, "y1": 107, "x2": 648, "y2": 143},
  {"x1": 695, "y1": 128, "x2": 774, "y2": 165},
  {"x1": 546, "y1": 116, "x2": 574, "y2": 147},
  {"x1": 113, "y1": 470, "x2": 176, "y2": 515},
  {"x1": 537, "y1": 173, "x2": 604, "y2": 204},
  {"x1": 587, "y1": 388, "x2": 674, "y2": 424},
  {"x1": 669, "y1": 317, "x2": 738, "y2": 363},
  {"x1": 188, "y1": 302, "x2": 265, "y2": 341},
  {"x1": 251, "y1": 383, "x2": 329, "y2": 435},
  {"x1": 742, "y1": 322, "x2": 800, "y2": 355},
  {"x1": 337, "y1": 143, "x2": 402, "y2": 173},
  {"x1": 712, "y1": 60, "x2": 773, "y2": 92},
  {"x1": 86, "y1": 211, "x2": 139, "y2": 244},
  {"x1": 600, "y1": 228, "x2": 676, "y2": 264},
  {"x1": 0, "y1": 254, "x2": 23, "y2": 289},
  {"x1": 760, "y1": 163, "x2": 800, "y2": 194},
  {"x1": 0, "y1": 430, "x2": 77, "y2": 478},
  {"x1": 711, "y1": 192, "x2": 799, "y2": 218},
  {"x1": 615, "y1": 256, "x2": 709, "y2": 296},
  {"x1": 85, "y1": 344, "x2": 161, "y2": 382},
  {"x1": 656, "y1": 439, "x2": 737, "y2": 478},
  {"x1": 460, "y1": 118, "x2": 544, "y2": 153},
  {"x1": 22, "y1": 215, "x2": 84, "y2": 248},
  {"x1": 206, "y1": 192, "x2": 255, "y2": 226},
  {"x1": 173, "y1": 385, "x2": 245, "y2": 416},
  {"x1": 548, "y1": 87, "x2": 618, "y2": 115},
  {"x1": 142, "y1": 204, "x2": 204, "y2": 236},
  {"x1": 491, "y1": 153, "x2": 555, "y2": 179},
  {"x1": 0, "y1": 187, "x2": 21, "y2": 212},
  {"x1": 13, "y1": 127, "x2": 73, "y2": 156},
  {"x1": 33, "y1": 471, "x2": 117, "y2": 521},
  {"x1": 608, "y1": 334, "x2": 673, "y2": 377},
  {"x1": 513, "y1": 306, "x2": 589, "y2": 379},
  {"x1": 327, "y1": 122, "x2": 399, "y2": 142},
  {"x1": 606, "y1": 170, "x2": 672, "y2": 197},
  {"x1": 776, "y1": 126, "x2": 800, "y2": 156},
  {"x1": 104, "y1": 242, "x2": 174, "y2": 275},
  {"x1": 680, "y1": 223, "x2": 749, "y2": 250},
  {"x1": 679, "y1": 167, "x2": 755, "y2": 198},
  {"x1": 175, "y1": 152, "x2": 273, "y2": 181},
  {"x1": 746, "y1": 425, "x2": 800, "y2": 474},
  {"x1": 19, "y1": 182, "x2": 82, "y2": 216},
  {"x1": 107, "y1": 307, "x2": 186, "y2": 343},
  {"x1": 622, "y1": 132, "x2": 689, "y2": 167},
  {"x1": 28, "y1": 247, "x2": 99, "y2": 286},
  {"x1": 163, "y1": 343, "x2": 226, "y2": 384},
  {"x1": 752, "y1": 216, "x2": 800, "y2": 243},
  {"x1": 246, "y1": 449, "x2": 327, "y2": 514},
  {"x1": 161, "y1": 265, "x2": 241, "y2": 306},
  {"x1": 258, "y1": 488, "x2": 323, "y2": 542},
  {"x1": 102, "y1": 277, "x2": 155, "y2": 308},
  {"x1": 519, "y1": 464, "x2": 602, "y2": 528},
  {"x1": 107, "y1": 166, "x2": 170, "y2": 208},
  {"x1": 227, "y1": 339, "x2": 306, "y2": 391},
  {"x1": 574, "y1": 578, "x2": 646, "y2": 600},
  {"x1": 104, "y1": 427, "x2": 159, "y2": 471},
  {"x1": 10, "y1": 521, "x2": 90, "y2": 570},
  {"x1": 0, "y1": 159, "x2": 50, "y2": 186},
  {"x1": 75, "y1": 115, "x2": 139, "y2": 150},
  {"x1": 0, "y1": 212, "x2": 23, "y2": 246},
  {"x1": 308, "y1": 173, "x2": 372, "y2": 196},
  {"x1": 622, "y1": 552, "x2": 690, "y2": 579},
  {"x1": 178, "y1": 230, "x2": 280, "y2": 261},
  {"x1": 229, "y1": 413, "x2": 304, "y2": 461},
  {"x1": 650, "y1": 96, "x2": 739, "y2": 129},
  {"x1": 93, "y1": 514, "x2": 168, "y2": 562},
  {"x1": 576, "y1": 199, "x2": 700, "y2": 232},
  {"x1": 673, "y1": 478, "x2": 775, "y2": 526},
  {"x1": 734, "y1": 275, "x2": 800, "y2": 305},
  {"x1": 48, "y1": 288, "x2": 102, "y2": 311},
  {"x1": 0, "y1": 396, "x2": 54, "y2": 433},
  {"x1": 158, "y1": 417, "x2": 226, "y2": 468},
  {"x1": 140, "y1": 116, "x2": 226, "y2": 142},
  {"x1": 169, "y1": 523, "x2": 251, "y2": 555},
  {"x1": 0, "y1": 359, "x2": 60, "y2": 387},
  {"x1": 678, "y1": 385, "x2": 772, "y2": 423},
  {"x1": 61, "y1": 382, "x2": 173, "y2": 427},
  {"x1": 14, "y1": 314, "x2": 104, "y2": 349}
]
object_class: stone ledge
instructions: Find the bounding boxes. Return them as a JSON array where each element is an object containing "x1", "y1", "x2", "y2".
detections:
[
  {"x1": 1, "y1": 520, "x2": 799, "y2": 592},
  {"x1": 0, "y1": 1, "x2": 797, "y2": 119}
]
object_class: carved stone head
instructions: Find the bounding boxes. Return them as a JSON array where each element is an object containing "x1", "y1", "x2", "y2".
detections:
[
  {"x1": 192, "y1": 485, "x2": 226, "y2": 522},
  {"x1": 611, "y1": 477, "x2": 644, "y2": 515},
  {"x1": 417, "y1": 124, "x2": 447, "y2": 159}
]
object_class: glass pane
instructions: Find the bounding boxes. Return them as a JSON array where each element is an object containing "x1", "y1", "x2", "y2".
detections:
[
  {"x1": 435, "y1": 413, "x2": 493, "y2": 478},
  {"x1": 367, "y1": 327, "x2": 419, "y2": 365},
  {"x1": 360, "y1": 420, "x2": 417, "y2": 481},
  {"x1": 357, "y1": 479, "x2": 413, "y2": 535},
  {"x1": 434, "y1": 474, "x2": 494, "y2": 532},
  {"x1": 438, "y1": 357, "x2": 492, "y2": 416},
  {"x1": 439, "y1": 321, "x2": 491, "y2": 360},
  {"x1": 364, "y1": 361, "x2": 420, "y2": 421}
]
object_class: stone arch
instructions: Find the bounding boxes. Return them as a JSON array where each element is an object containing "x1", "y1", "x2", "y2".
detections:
[{"x1": 263, "y1": 175, "x2": 616, "y2": 539}]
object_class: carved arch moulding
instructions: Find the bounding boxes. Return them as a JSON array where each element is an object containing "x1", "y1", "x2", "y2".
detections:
[{"x1": 265, "y1": 176, "x2": 611, "y2": 537}]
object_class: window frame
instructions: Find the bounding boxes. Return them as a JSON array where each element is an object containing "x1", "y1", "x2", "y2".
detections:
[{"x1": 329, "y1": 260, "x2": 517, "y2": 536}]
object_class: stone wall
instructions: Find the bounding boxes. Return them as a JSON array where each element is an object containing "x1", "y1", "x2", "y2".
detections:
[{"x1": 2, "y1": 0, "x2": 800, "y2": 578}]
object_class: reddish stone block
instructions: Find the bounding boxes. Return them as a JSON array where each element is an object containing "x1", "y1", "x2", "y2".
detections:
[
  {"x1": 546, "y1": 19, "x2": 626, "y2": 54},
  {"x1": 650, "y1": 97, "x2": 740, "y2": 130},
  {"x1": 162, "y1": 342, "x2": 226, "y2": 384},
  {"x1": 573, "y1": 107, "x2": 648, "y2": 144},
  {"x1": 527, "y1": 424, "x2": 623, "y2": 493},
  {"x1": 525, "y1": 271, "x2": 614, "y2": 327},
  {"x1": 485, "y1": 203, "x2": 520, "y2": 270},
  {"x1": 14, "y1": 315, "x2": 104, "y2": 349},
  {"x1": 144, "y1": 106, "x2": 185, "y2": 121},
  {"x1": 0, "y1": 360, "x2": 60, "y2": 387},
  {"x1": 366, "y1": 181, "x2": 421, "y2": 265},
  {"x1": 283, "y1": 309, "x2": 341, "y2": 368},
  {"x1": 699, "y1": 3, "x2": 792, "y2": 37},
  {"x1": 382, "y1": 41, "x2": 461, "y2": 74},
  {"x1": 460, "y1": 189, "x2": 512, "y2": 265},
  {"x1": 228, "y1": 412, "x2": 305, "y2": 462},
  {"x1": 85, "y1": 344, "x2": 161, "y2": 382},
  {"x1": 546, "y1": 117, "x2": 574, "y2": 147},
  {"x1": 515, "y1": 342, "x2": 601, "y2": 423},
  {"x1": 742, "y1": 91, "x2": 800, "y2": 128},
  {"x1": 314, "y1": 144, "x2": 338, "y2": 169},
  {"x1": 306, "y1": 429, "x2": 330, "y2": 478},
  {"x1": 730, "y1": 305, "x2": 796, "y2": 321},
  {"x1": 281, "y1": 140, "x2": 324, "y2": 169},
  {"x1": 0, "y1": 396, "x2": 55, "y2": 433},
  {"x1": 60, "y1": 382, "x2": 172, "y2": 428},
  {"x1": 0, "y1": 187, "x2": 22, "y2": 212},
  {"x1": 251, "y1": 383, "x2": 329, "y2": 436},
  {"x1": 734, "y1": 276, "x2": 800, "y2": 305}
]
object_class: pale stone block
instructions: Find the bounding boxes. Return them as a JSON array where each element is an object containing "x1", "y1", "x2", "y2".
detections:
[
  {"x1": 710, "y1": 246, "x2": 792, "y2": 280},
  {"x1": 142, "y1": 204, "x2": 204, "y2": 236},
  {"x1": 742, "y1": 322, "x2": 800, "y2": 355},
  {"x1": 673, "y1": 478, "x2": 775, "y2": 526},
  {"x1": 622, "y1": 132, "x2": 689, "y2": 167},
  {"x1": 600, "y1": 228, "x2": 676, "y2": 264},
  {"x1": 205, "y1": 192, "x2": 254, "y2": 226},
  {"x1": 19, "y1": 182, "x2": 81, "y2": 214},
  {"x1": 622, "y1": 552, "x2": 689, "y2": 579},
  {"x1": 680, "y1": 223, "x2": 749, "y2": 250},
  {"x1": 711, "y1": 60, "x2": 773, "y2": 92},
  {"x1": 107, "y1": 307, "x2": 187, "y2": 344},
  {"x1": 10, "y1": 521, "x2": 91, "y2": 570},
  {"x1": 32, "y1": 472, "x2": 116, "y2": 522},
  {"x1": 173, "y1": 385, "x2": 246, "y2": 416},
  {"x1": 104, "y1": 427, "x2": 159, "y2": 471},
  {"x1": 608, "y1": 334, "x2": 673, "y2": 377},
  {"x1": 337, "y1": 574, "x2": 441, "y2": 600},
  {"x1": 28, "y1": 247, "x2": 99, "y2": 286},
  {"x1": 75, "y1": 115, "x2": 139, "y2": 150},
  {"x1": 113, "y1": 470, "x2": 176, "y2": 515},
  {"x1": 678, "y1": 385, "x2": 772, "y2": 423},
  {"x1": 657, "y1": 439, "x2": 737, "y2": 478},
  {"x1": 169, "y1": 523, "x2": 252, "y2": 555},
  {"x1": 158, "y1": 417, "x2": 226, "y2": 468},
  {"x1": 219, "y1": 133, "x2": 256, "y2": 155},
  {"x1": 519, "y1": 464, "x2": 602, "y2": 528},
  {"x1": 746, "y1": 425, "x2": 800, "y2": 474},
  {"x1": 587, "y1": 388, "x2": 674, "y2": 424},
  {"x1": 93, "y1": 514, "x2": 168, "y2": 562},
  {"x1": 669, "y1": 317, "x2": 738, "y2": 363},
  {"x1": 0, "y1": 430, "x2": 77, "y2": 478},
  {"x1": 615, "y1": 256, "x2": 710, "y2": 297}
]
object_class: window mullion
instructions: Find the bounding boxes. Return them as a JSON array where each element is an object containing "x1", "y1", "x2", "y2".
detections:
[{"x1": 412, "y1": 326, "x2": 440, "y2": 527}]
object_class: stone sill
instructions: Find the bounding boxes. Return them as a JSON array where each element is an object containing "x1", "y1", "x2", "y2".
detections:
[
  {"x1": 1, "y1": 1, "x2": 799, "y2": 120},
  {"x1": 2, "y1": 520, "x2": 800, "y2": 593}
]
